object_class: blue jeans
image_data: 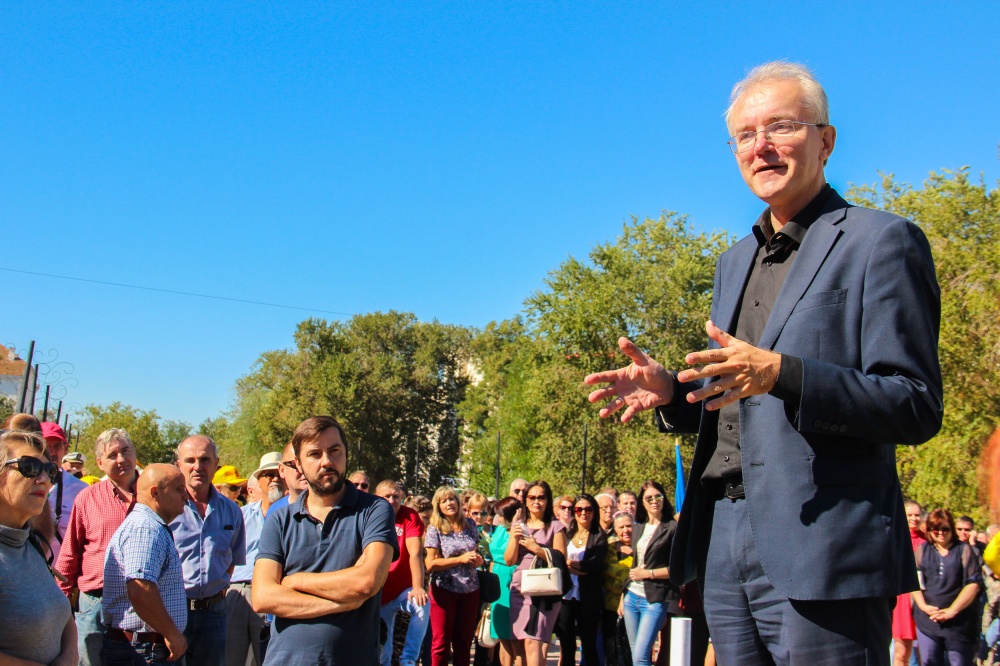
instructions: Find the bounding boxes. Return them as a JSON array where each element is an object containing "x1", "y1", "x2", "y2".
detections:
[
  {"x1": 184, "y1": 599, "x2": 227, "y2": 666},
  {"x1": 79, "y1": 590, "x2": 106, "y2": 666},
  {"x1": 101, "y1": 636, "x2": 182, "y2": 666},
  {"x1": 622, "y1": 590, "x2": 668, "y2": 666},
  {"x1": 380, "y1": 588, "x2": 431, "y2": 666}
]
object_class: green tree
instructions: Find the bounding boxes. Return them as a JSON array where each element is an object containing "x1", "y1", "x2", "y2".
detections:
[
  {"x1": 224, "y1": 312, "x2": 474, "y2": 493},
  {"x1": 460, "y1": 213, "x2": 730, "y2": 497},
  {"x1": 77, "y1": 402, "x2": 171, "y2": 470},
  {"x1": 0, "y1": 394, "x2": 14, "y2": 424},
  {"x1": 161, "y1": 419, "x2": 193, "y2": 453},
  {"x1": 847, "y1": 167, "x2": 1000, "y2": 522}
]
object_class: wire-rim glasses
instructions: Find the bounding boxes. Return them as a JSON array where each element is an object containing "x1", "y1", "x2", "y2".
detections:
[{"x1": 728, "y1": 120, "x2": 827, "y2": 154}]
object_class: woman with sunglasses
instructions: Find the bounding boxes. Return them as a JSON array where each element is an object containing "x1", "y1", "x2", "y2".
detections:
[
  {"x1": 554, "y1": 493, "x2": 607, "y2": 666},
  {"x1": 621, "y1": 480, "x2": 677, "y2": 666},
  {"x1": 425, "y1": 486, "x2": 483, "y2": 666},
  {"x1": 555, "y1": 495, "x2": 575, "y2": 530},
  {"x1": 505, "y1": 480, "x2": 567, "y2": 666},
  {"x1": 0, "y1": 429, "x2": 77, "y2": 664},
  {"x1": 911, "y1": 508, "x2": 982, "y2": 666}
]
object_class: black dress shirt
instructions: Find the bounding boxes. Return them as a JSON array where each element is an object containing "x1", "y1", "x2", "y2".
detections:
[{"x1": 701, "y1": 185, "x2": 833, "y2": 482}]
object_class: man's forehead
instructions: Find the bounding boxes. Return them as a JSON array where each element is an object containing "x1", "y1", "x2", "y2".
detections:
[
  {"x1": 730, "y1": 80, "x2": 807, "y2": 130},
  {"x1": 104, "y1": 440, "x2": 133, "y2": 454}
]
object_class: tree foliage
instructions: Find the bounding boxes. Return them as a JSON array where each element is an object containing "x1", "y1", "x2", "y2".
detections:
[
  {"x1": 847, "y1": 168, "x2": 1000, "y2": 523},
  {"x1": 76, "y1": 401, "x2": 173, "y2": 472},
  {"x1": 459, "y1": 213, "x2": 730, "y2": 498},
  {"x1": 220, "y1": 312, "x2": 474, "y2": 494}
]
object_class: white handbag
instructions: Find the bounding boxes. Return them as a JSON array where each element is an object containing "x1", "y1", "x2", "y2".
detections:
[
  {"x1": 520, "y1": 548, "x2": 564, "y2": 597},
  {"x1": 476, "y1": 606, "x2": 498, "y2": 648}
]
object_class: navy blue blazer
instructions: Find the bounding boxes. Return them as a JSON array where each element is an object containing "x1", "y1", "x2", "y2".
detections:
[{"x1": 661, "y1": 190, "x2": 943, "y2": 601}]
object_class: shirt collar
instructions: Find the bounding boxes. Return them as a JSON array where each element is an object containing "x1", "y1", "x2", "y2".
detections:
[
  {"x1": 292, "y1": 479, "x2": 360, "y2": 520},
  {"x1": 753, "y1": 183, "x2": 834, "y2": 247}
]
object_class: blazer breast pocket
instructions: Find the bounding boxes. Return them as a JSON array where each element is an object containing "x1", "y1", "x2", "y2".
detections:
[{"x1": 791, "y1": 288, "x2": 847, "y2": 314}]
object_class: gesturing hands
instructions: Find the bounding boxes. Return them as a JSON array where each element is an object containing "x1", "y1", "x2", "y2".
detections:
[
  {"x1": 585, "y1": 321, "x2": 782, "y2": 420},
  {"x1": 677, "y1": 321, "x2": 782, "y2": 412},
  {"x1": 584, "y1": 338, "x2": 675, "y2": 423}
]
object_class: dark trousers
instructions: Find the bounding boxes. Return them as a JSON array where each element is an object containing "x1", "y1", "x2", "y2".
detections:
[
  {"x1": 429, "y1": 585, "x2": 479, "y2": 666},
  {"x1": 702, "y1": 497, "x2": 891, "y2": 666},
  {"x1": 555, "y1": 598, "x2": 601, "y2": 665},
  {"x1": 101, "y1": 636, "x2": 180, "y2": 666},
  {"x1": 185, "y1": 599, "x2": 227, "y2": 666}
]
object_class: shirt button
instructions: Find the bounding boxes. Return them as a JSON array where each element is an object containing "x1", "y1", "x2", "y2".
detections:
[
  {"x1": 723, "y1": 456, "x2": 730, "y2": 462},
  {"x1": 726, "y1": 424, "x2": 733, "y2": 430},
  {"x1": 754, "y1": 299, "x2": 760, "y2": 306}
]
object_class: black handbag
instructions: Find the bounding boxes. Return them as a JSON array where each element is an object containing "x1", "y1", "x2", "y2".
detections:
[{"x1": 477, "y1": 569, "x2": 501, "y2": 604}]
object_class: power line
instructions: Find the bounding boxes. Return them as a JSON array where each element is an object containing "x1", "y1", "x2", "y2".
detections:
[{"x1": 0, "y1": 266, "x2": 353, "y2": 316}]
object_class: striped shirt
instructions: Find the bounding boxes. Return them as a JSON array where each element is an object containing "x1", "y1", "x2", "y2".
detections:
[
  {"x1": 55, "y1": 477, "x2": 136, "y2": 595},
  {"x1": 103, "y1": 504, "x2": 187, "y2": 633}
]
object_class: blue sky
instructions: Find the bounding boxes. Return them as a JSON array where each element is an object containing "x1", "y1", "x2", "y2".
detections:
[{"x1": 3, "y1": 2, "x2": 998, "y2": 428}]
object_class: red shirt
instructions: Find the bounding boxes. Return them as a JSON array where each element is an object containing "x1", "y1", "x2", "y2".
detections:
[
  {"x1": 55, "y1": 478, "x2": 135, "y2": 595},
  {"x1": 381, "y1": 505, "x2": 425, "y2": 603}
]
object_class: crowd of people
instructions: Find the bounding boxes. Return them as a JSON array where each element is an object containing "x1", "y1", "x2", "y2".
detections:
[{"x1": 0, "y1": 411, "x2": 713, "y2": 666}]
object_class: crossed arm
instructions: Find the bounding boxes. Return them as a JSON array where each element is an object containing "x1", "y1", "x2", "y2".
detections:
[{"x1": 252, "y1": 541, "x2": 394, "y2": 619}]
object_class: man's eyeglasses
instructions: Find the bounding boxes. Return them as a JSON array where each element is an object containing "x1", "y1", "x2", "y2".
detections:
[
  {"x1": 357, "y1": 483, "x2": 369, "y2": 490},
  {"x1": 258, "y1": 471, "x2": 280, "y2": 480},
  {"x1": 281, "y1": 460, "x2": 298, "y2": 469},
  {"x1": 513, "y1": 489, "x2": 526, "y2": 496},
  {"x1": 728, "y1": 120, "x2": 827, "y2": 154},
  {"x1": 4, "y1": 456, "x2": 59, "y2": 483},
  {"x1": 574, "y1": 506, "x2": 594, "y2": 515}
]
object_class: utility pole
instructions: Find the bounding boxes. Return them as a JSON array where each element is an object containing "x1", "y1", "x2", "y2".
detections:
[
  {"x1": 16, "y1": 340, "x2": 34, "y2": 413},
  {"x1": 29, "y1": 364, "x2": 39, "y2": 415},
  {"x1": 42, "y1": 385, "x2": 51, "y2": 422}
]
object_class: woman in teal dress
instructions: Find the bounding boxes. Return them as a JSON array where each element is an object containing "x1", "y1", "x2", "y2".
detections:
[{"x1": 489, "y1": 496, "x2": 522, "y2": 666}]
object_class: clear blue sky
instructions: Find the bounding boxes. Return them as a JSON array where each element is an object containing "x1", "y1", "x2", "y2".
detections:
[{"x1": 3, "y1": 2, "x2": 998, "y2": 428}]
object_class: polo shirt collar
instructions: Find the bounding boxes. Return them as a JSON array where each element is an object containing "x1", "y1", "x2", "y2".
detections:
[{"x1": 292, "y1": 478, "x2": 361, "y2": 521}]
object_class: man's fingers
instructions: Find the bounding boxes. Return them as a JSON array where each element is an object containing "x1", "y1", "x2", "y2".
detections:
[
  {"x1": 584, "y1": 369, "x2": 624, "y2": 386},
  {"x1": 620, "y1": 405, "x2": 637, "y2": 423},
  {"x1": 618, "y1": 337, "x2": 650, "y2": 367},
  {"x1": 588, "y1": 386, "x2": 618, "y2": 404},
  {"x1": 599, "y1": 396, "x2": 626, "y2": 419},
  {"x1": 705, "y1": 320, "x2": 734, "y2": 347}
]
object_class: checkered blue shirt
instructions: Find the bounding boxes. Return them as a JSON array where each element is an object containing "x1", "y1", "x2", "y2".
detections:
[{"x1": 103, "y1": 504, "x2": 187, "y2": 633}]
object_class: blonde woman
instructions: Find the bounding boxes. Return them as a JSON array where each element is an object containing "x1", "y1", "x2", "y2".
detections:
[{"x1": 425, "y1": 486, "x2": 482, "y2": 666}]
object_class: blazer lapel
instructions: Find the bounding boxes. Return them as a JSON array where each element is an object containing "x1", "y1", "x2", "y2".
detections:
[
  {"x1": 717, "y1": 236, "x2": 759, "y2": 335},
  {"x1": 757, "y1": 202, "x2": 848, "y2": 350}
]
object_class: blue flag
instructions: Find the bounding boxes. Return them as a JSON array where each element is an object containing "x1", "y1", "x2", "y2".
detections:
[{"x1": 674, "y1": 442, "x2": 686, "y2": 511}]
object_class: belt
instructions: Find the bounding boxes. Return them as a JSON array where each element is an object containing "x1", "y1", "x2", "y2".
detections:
[
  {"x1": 188, "y1": 590, "x2": 226, "y2": 610},
  {"x1": 106, "y1": 628, "x2": 166, "y2": 645},
  {"x1": 84, "y1": 588, "x2": 103, "y2": 598},
  {"x1": 710, "y1": 475, "x2": 745, "y2": 500}
]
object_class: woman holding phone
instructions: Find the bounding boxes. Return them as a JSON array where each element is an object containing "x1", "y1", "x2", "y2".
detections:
[{"x1": 505, "y1": 480, "x2": 567, "y2": 666}]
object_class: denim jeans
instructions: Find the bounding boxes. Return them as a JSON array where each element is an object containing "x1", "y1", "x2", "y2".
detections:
[
  {"x1": 79, "y1": 590, "x2": 106, "y2": 666},
  {"x1": 184, "y1": 598, "x2": 227, "y2": 666},
  {"x1": 101, "y1": 636, "x2": 182, "y2": 666},
  {"x1": 380, "y1": 588, "x2": 431, "y2": 666},
  {"x1": 622, "y1": 590, "x2": 668, "y2": 666}
]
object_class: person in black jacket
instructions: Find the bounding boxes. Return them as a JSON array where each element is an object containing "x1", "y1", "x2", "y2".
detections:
[
  {"x1": 554, "y1": 493, "x2": 607, "y2": 666},
  {"x1": 620, "y1": 480, "x2": 677, "y2": 666}
]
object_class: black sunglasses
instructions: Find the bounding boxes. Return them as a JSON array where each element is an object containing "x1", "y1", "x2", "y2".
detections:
[{"x1": 5, "y1": 456, "x2": 59, "y2": 483}]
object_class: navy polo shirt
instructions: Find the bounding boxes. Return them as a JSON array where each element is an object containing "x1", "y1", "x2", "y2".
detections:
[{"x1": 256, "y1": 482, "x2": 398, "y2": 665}]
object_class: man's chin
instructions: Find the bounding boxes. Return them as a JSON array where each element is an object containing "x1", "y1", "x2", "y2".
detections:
[{"x1": 310, "y1": 476, "x2": 345, "y2": 497}]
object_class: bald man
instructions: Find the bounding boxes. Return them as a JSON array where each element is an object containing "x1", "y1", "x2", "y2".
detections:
[
  {"x1": 103, "y1": 464, "x2": 190, "y2": 664},
  {"x1": 171, "y1": 435, "x2": 246, "y2": 666}
]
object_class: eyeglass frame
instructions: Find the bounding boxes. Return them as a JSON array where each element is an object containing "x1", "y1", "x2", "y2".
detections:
[
  {"x1": 4, "y1": 456, "x2": 60, "y2": 483},
  {"x1": 728, "y1": 119, "x2": 828, "y2": 154}
]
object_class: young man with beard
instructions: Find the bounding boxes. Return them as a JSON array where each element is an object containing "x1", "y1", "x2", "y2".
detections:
[
  {"x1": 253, "y1": 415, "x2": 398, "y2": 665},
  {"x1": 227, "y1": 452, "x2": 286, "y2": 666}
]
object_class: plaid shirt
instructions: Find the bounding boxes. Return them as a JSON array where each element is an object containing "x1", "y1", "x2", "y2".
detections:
[
  {"x1": 103, "y1": 504, "x2": 187, "y2": 633},
  {"x1": 55, "y1": 478, "x2": 135, "y2": 595}
]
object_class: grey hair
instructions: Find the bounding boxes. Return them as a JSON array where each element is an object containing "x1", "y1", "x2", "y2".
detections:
[
  {"x1": 725, "y1": 61, "x2": 829, "y2": 134},
  {"x1": 95, "y1": 428, "x2": 134, "y2": 459},
  {"x1": 0, "y1": 430, "x2": 47, "y2": 467},
  {"x1": 595, "y1": 493, "x2": 618, "y2": 507}
]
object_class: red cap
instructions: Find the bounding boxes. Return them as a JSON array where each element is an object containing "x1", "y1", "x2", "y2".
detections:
[{"x1": 41, "y1": 422, "x2": 67, "y2": 442}]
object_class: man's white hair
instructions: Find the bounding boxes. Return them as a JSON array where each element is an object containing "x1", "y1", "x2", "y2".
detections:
[
  {"x1": 595, "y1": 493, "x2": 618, "y2": 507},
  {"x1": 725, "y1": 61, "x2": 829, "y2": 134},
  {"x1": 95, "y1": 428, "x2": 133, "y2": 459}
]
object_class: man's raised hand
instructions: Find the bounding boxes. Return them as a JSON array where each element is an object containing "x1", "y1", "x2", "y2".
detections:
[
  {"x1": 677, "y1": 320, "x2": 781, "y2": 411},
  {"x1": 584, "y1": 337, "x2": 674, "y2": 423}
]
